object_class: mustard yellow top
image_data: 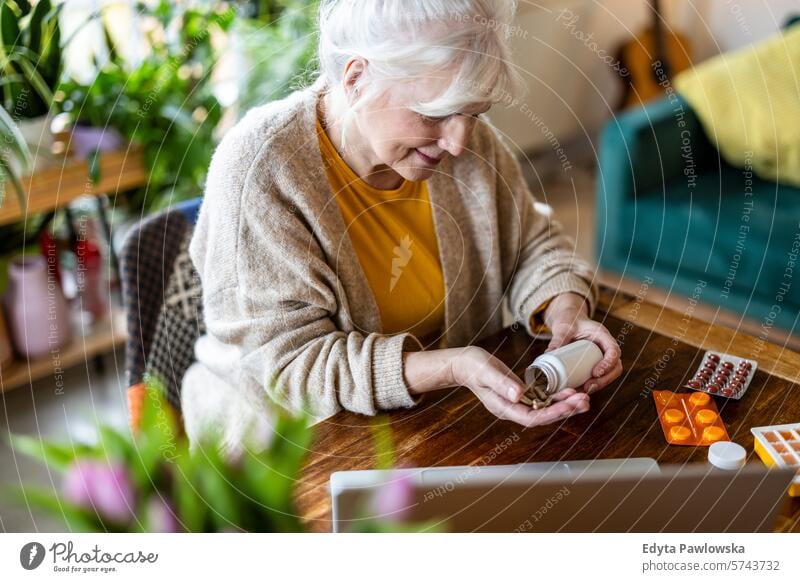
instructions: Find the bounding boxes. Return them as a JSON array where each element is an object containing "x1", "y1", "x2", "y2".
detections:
[{"x1": 316, "y1": 117, "x2": 445, "y2": 341}]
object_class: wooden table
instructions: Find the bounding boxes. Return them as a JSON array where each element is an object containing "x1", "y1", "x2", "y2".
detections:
[{"x1": 296, "y1": 287, "x2": 800, "y2": 532}]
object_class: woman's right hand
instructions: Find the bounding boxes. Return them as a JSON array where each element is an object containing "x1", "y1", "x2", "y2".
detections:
[{"x1": 404, "y1": 346, "x2": 590, "y2": 427}]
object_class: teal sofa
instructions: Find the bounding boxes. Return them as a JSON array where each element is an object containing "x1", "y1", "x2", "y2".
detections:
[{"x1": 596, "y1": 95, "x2": 799, "y2": 334}]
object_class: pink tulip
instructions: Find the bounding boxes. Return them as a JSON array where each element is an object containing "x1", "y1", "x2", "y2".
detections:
[
  {"x1": 370, "y1": 471, "x2": 416, "y2": 521},
  {"x1": 145, "y1": 496, "x2": 180, "y2": 533},
  {"x1": 63, "y1": 460, "x2": 136, "y2": 525}
]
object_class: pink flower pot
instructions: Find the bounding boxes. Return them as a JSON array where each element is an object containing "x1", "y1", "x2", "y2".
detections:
[{"x1": 4, "y1": 255, "x2": 72, "y2": 359}]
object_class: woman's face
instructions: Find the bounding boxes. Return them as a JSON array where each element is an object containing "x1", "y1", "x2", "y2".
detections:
[{"x1": 354, "y1": 79, "x2": 492, "y2": 185}]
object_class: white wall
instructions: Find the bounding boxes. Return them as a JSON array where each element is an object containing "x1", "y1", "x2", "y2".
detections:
[{"x1": 489, "y1": 0, "x2": 800, "y2": 155}]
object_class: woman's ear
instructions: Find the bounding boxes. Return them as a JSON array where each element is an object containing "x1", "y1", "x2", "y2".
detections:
[{"x1": 342, "y1": 57, "x2": 367, "y2": 104}]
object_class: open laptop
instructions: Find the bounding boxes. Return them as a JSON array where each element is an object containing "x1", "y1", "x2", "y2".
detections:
[{"x1": 330, "y1": 458, "x2": 796, "y2": 532}]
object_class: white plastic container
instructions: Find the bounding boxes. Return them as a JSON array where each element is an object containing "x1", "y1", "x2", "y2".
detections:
[
  {"x1": 708, "y1": 441, "x2": 747, "y2": 470},
  {"x1": 524, "y1": 339, "x2": 604, "y2": 405}
]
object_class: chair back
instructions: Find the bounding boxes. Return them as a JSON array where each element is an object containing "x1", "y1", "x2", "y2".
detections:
[{"x1": 120, "y1": 198, "x2": 204, "y2": 430}]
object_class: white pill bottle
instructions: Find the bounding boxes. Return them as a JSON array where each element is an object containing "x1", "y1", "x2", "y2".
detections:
[{"x1": 525, "y1": 339, "x2": 604, "y2": 395}]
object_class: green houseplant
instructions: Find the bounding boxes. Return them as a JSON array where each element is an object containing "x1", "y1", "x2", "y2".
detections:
[
  {"x1": 234, "y1": 0, "x2": 319, "y2": 116},
  {"x1": 55, "y1": 1, "x2": 234, "y2": 214},
  {"x1": 0, "y1": 0, "x2": 62, "y2": 119},
  {"x1": 0, "y1": 0, "x2": 65, "y2": 208}
]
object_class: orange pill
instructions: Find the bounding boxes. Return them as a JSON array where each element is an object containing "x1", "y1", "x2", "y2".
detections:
[
  {"x1": 670, "y1": 426, "x2": 692, "y2": 441},
  {"x1": 656, "y1": 392, "x2": 677, "y2": 406},
  {"x1": 688, "y1": 392, "x2": 711, "y2": 407},
  {"x1": 663, "y1": 408, "x2": 685, "y2": 424},
  {"x1": 703, "y1": 426, "x2": 726, "y2": 443},
  {"x1": 695, "y1": 409, "x2": 718, "y2": 425}
]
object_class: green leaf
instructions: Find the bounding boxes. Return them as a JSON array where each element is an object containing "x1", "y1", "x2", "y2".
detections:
[
  {"x1": 13, "y1": 54, "x2": 53, "y2": 106},
  {"x1": 98, "y1": 424, "x2": 132, "y2": 463},
  {"x1": 173, "y1": 453, "x2": 207, "y2": 532},
  {"x1": 0, "y1": 154, "x2": 27, "y2": 210},
  {"x1": 25, "y1": 0, "x2": 50, "y2": 57},
  {"x1": 0, "y1": 3, "x2": 21, "y2": 55},
  {"x1": 87, "y1": 148, "x2": 101, "y2": 184},
  {"x1": 0, "y1": 103, "x2": 32, "y2": 168},
  {"x1": 371, "y1": 417, "x2": 395, "y2": 470},
  {"x1": 9, "y1": 434, "x2": 94, "y2": 471},
  {"x1": 17, "y1": 486, "x2": 100, "y2": 532}
]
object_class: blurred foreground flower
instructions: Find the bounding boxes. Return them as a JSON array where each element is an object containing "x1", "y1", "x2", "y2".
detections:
[
  {"x1": 63, "y1": 461, "x2": 136, "y2": 526},
  {"x1": 370, "y1": 472, "x2": 416, "y2": 522},
  {"x1": 145, "y1": 496, "x2": 180, "y2": 533},
  {"x1": 9, "y1": 382, "x2": 440, "y2": 532}
]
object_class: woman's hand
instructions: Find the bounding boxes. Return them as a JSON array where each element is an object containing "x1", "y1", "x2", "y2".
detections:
[
  {"x1": 404, "y1": 346, "x2": 590, "y2": 427},
  {"x1": 542, "y1": 292, "x2": 623, "y2": 394}
]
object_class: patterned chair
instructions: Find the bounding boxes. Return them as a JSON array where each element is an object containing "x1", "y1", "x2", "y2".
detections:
[{"x1": 120, "y1": 198, "x2": 204, "y2": 432}]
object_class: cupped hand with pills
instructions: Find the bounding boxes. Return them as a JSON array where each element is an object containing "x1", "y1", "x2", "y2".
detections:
[{"x1": 403, "y1": 345, "x2": 590, "y2": 427}]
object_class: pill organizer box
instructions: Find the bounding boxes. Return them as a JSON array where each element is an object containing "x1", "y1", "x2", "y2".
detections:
[
  {"x1": 751, "y1": 423, "x2": 800, "y2": 497},
  {"x1": 685, "y1": 350, "x2": 757, "y2": 400}
]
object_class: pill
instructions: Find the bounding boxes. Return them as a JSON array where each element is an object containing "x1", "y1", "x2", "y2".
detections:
[
  {"x1": 698, "y1": 370, "x2": 711, "y2": 380},
  {"x1": 720, "y1": 388, "x2": 734, "y2": 397},
  {"x1": 695, "y1": 409, "x2": 718, "y2": 425},
  {"x1": 780, "y1": 431, "x2": 794, "y2": 440},
  {"x1": 706, "y1": 384, "x2": 719, "y2": 393},
  {"x1": 670, "y1": 426, "x2": 692, "y2": 441},
  {"x1": 714, "y1": 374, "x2": 728, "y2": 384},
  {"x1": 704, "y1": 362, "x2": 717, "y2": 371},
  {"x1": 717, "y1": 367, "x2": 731, "y2": 377},
  {"x1": 702, "y1": 426, "x2": 726, "y2": 442},
  {"x1": 738, "y1": 362, "x2": 753, "y2": 371},
  {"x1": 656, "y1": 392, "x2": 677, "y2": 406},
  {"x1": 792, "y1": 442, "x2": 800, "y2": 451},
  {"x1": 729, "y1": 380, "x2": 742, "y2": 391},
  {"x1": 765, "y1": 431, "x2": 780, "y2": 443},
  {"x1": 721, "y1": 361, "x2": 734, "y2": 370},
  {"x1": 774, "y1": 444, "x2": 788, "y2": 453},
  {"x1": 707, "y1": 354, "x2": 720, "y2": 363},
  {"x1": 734, "y1": 372, "x2": 749, "y2": 381},
  {"x1": 663, "y1": 408, "x2": 685, "y2": 423},
  {"x1": 688, "y1": 392, "x2": 711, "y2": 407},
  {"x1": 781, "y1": 453, "x2": 798, "y2": 465}
]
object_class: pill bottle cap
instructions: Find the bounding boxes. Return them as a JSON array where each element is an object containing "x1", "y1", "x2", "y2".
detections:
[{"x1": 708, "y1": 441, "x2": 746, "y2": 470}]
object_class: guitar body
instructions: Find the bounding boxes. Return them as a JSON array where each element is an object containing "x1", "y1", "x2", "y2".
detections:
[{"x1": 618, "y1": 28, "x2": 693, "y2": 109}]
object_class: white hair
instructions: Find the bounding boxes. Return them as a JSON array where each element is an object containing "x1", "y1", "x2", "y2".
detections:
[{"x1": 316, "y1": 0, "x2": 525, "y2": 118}]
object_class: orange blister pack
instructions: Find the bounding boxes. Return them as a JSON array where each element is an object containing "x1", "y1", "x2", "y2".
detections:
[{"x1": 653, "y1": 390, "x2": 730, "y2": 446}]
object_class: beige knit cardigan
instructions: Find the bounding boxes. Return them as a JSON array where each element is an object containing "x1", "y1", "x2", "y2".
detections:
[{"x1": 184, "y1": 78, "x2": 598, "y2": 427}]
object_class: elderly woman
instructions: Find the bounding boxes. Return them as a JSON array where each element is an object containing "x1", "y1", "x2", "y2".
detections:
[{"x1": 182, "y1": 0, "x2": 622, "y2": 451}]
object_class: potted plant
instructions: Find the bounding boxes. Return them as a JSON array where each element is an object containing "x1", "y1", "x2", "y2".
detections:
[
  {"x1": 0, "y1": 0, "x2": 63, "y2": 168},
  {"x1": 54, "y1": 1, "x2": 234, "y2": 214}
]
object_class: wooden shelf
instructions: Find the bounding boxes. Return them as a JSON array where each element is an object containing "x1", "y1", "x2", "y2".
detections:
[
  {"x1": 0, "y1": 305, "x2": 127, "y2": 393},
  {"x1": 0, "y1": 148, "x2": 145, "y2": 390},
  {"x1": 0, "y1": 148, "x2": 147, "y2": 226}
]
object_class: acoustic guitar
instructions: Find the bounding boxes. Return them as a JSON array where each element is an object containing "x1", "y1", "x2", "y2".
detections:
[{"x1": 615, "y1": 0, "x2": 693, "y2": 109}]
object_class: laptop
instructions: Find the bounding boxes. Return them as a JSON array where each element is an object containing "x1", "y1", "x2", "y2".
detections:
[{"x1": 330, "y1": 458, "x2": 796, "y2": 532}]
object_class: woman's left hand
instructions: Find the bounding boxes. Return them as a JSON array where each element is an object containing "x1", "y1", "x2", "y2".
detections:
[{"x1": 541, "y1": 292, "x2": 623, "y2": 395}]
